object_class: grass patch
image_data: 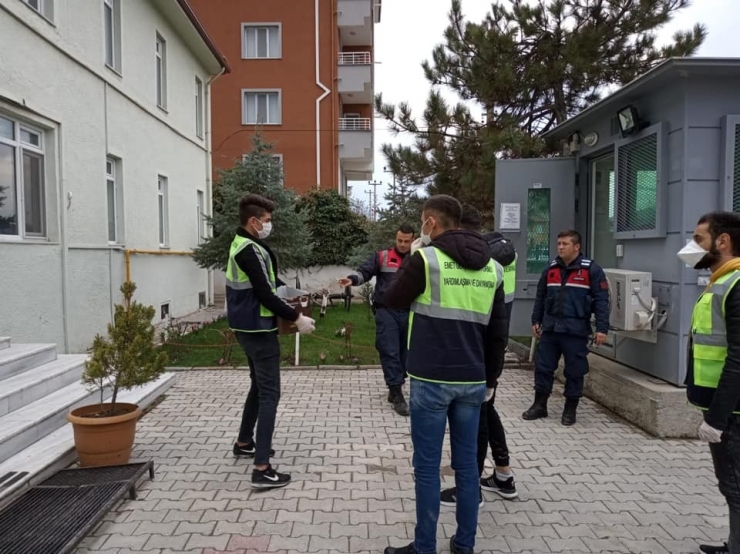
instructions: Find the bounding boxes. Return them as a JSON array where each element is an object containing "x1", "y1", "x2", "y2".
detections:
[{"x1": 161, "y1": 303, "x2": 380, "y2": 367}]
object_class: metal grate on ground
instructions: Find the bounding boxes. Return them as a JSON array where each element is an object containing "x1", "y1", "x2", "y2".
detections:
[
  {"x1": 616, "y1": 132, "x2": 658, "y2": 233},
  {"x1": 0, "y1": 461, "x2": 153, "y2": 554}
]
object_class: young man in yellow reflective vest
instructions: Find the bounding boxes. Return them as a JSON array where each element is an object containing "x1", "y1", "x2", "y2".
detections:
[
  {"x1": 383, "y1": 195, "x2": 508, "y2": 554},
  {"x1": 226, "y1": 194, "x2": 316, "y2": 490},
  {"x1": 682, "y1": 211, "x2": 740, "y2": 554},
  {"x1": 437, "y1": 205, "x2": 518, "y2": 510}
]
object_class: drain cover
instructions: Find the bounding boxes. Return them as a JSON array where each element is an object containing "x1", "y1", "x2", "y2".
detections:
[{"x1": 0, "y1": 461, "x2": 154, "y2": 554}]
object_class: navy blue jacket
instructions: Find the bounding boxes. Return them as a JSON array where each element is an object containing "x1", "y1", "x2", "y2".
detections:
[
  {"x1": 349, "y1": 247, "x2": 408, "y2": 308},
  {"x1": 531, "y1": 254, "x2": 609, "y2": 337}
]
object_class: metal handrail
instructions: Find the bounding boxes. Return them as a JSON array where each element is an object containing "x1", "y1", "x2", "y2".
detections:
[
  {"x1": 338, "y1": 51, "x2": 371, "y2": 65},
  {"x1": 338, "y1": 117, "x2": 371, "y2": 131}
]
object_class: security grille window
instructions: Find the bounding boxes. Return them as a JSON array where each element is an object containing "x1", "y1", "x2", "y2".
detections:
[
  {"x1": 733, "y1": 124, "x2": 740, "y2": 213},
  {"x1": 616, "y1": 133, "x2": 658, "y2": 233},
  {"x1": 0, "y1": 115, "x2": 46, "y2": 239},
  {"x1": 526, "y1": 188, "x2": 551, "y2": 274},
  {"x1": 242, "y1": 25, "x2": 281, "y2": 59}
]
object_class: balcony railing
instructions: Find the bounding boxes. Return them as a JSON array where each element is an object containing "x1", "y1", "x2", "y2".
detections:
[
  {"x1": 339, "y1": 117, "x2": 371, "y2": 131},
  {"x1": 338, "y1": 51, "x2": 371, "y2": 65}
]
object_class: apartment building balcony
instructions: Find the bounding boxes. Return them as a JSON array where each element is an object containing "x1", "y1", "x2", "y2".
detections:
[
  {"x1": 338, "y1": 0, "x2": 381, "y2": 45},
  {"x1": 338, "y1": 51, "x2": 373, "y2": 104},
  {"x1": 339, "y1": 117, "x2": 373, "y2": 180}
]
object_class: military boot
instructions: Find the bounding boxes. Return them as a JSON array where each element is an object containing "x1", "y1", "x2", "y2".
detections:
[
  {"x1": 522, "y1": 392, "x2": 549, "y2": 420},
  {"x1": 561, "y1": 398, "x2": 579, "y2": 426}
]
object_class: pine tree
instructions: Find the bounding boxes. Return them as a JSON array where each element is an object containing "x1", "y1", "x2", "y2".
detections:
[
  {"x1": 376, "y1": 0, "x2": 706, "y2": 220},
  {"x1": 82, "y1": 282, "x2": 168, "y2": 417},
  {"x1": 192, "y1": 133, "x2": 311, "y2": 271}
]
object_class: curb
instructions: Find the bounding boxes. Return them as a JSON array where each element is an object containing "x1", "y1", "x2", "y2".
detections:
[{"x1": 166, "y1": 365, "x2": 382, "y2": 372}]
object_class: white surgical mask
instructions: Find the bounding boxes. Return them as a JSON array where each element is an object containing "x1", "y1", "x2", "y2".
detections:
[
  {"x1": 257, "y1": 220, "x2": 272, "y2": 239},
  {"x1": 677, "y1": 240, "x2": 708, "y2": 268},
  {"x1": 420, "y1": 218, "x2": 432, "y2": 246}
]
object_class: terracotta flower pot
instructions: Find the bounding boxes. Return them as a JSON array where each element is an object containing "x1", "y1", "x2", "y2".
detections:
[{"x1": 67, "y1": 402, "x2": 141, "y2": 467}]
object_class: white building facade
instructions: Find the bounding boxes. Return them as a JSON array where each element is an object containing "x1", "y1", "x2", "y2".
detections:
[{"x1": 0, "y1": 0, "x2": 229, "y2": 353}]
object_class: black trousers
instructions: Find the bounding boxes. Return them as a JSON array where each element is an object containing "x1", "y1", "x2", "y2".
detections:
[
  {"x1": 476, "y1": 396, "x2": 510, "y2": 475},
  {"x1": 709, "y1": 415, "x2": 740, "y2": 554}
]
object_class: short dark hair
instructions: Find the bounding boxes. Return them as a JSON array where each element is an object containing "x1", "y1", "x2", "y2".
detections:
[
  {"x1": 239, "y1": 194, "x2": 276, "y2": 226},
  {"x1": 698, "y1": 211, "x2": 740, "y2": 256},
  {"x1": 557, "y1": 229, "x2": 582, "y2": 246},
  {"x1": 397, "y1": 223, "x2": 415, "y2": 236},
  {"x1": 422, "y1": 195, "x2": 462, "y2": 230},
  {"x1": 459, "y1": 204, "x2": 482, "y2": 231}
]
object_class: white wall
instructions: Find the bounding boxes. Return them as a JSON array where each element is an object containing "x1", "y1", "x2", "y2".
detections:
[{"x1": 0, "y1": 0, "x2": 217, "y2": 352}]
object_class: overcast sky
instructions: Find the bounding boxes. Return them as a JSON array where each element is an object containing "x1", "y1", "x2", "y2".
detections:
[{"x1": 351, "y1": 0, "x2": 740, "y2": 209}]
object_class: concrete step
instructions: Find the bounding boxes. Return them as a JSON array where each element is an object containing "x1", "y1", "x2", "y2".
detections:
[
  {"x1": 0, "y1": 344, "x2": 57, "y2": 381},
  {"x1": 0, "y1": 373, "x2": 176, "y2": 509},
  {"x1": 0, "y1": 380, "x2": 102, "y2": 465},
  {"x1": 0, "y1": 355, "x2": 87, "y2": 417},
  {"x1": 0, "y1": 337, "x2": 9, "y2": 351}
]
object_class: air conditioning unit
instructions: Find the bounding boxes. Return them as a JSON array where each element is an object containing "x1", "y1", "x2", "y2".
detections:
[{"x1": 603, "y1": 269, "x2": 653, "y2": 331}]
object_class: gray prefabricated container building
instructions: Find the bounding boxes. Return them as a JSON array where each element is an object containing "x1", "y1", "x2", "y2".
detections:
[{"x1": 495, "y1": 58, "x2": 740, "y2": 386}]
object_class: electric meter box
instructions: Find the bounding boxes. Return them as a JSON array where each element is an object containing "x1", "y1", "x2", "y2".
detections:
[{"x1": 603, "y1": 269, "x2": 653, "y2": 331}]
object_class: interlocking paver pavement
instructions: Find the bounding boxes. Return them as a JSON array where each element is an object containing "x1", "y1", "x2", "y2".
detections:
[{"x1": 76, "y1": 358, "x2": 728, "y2": 554}]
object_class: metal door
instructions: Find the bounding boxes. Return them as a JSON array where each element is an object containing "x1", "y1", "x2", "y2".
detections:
[{"x1": 494, "y1": 158, "x2": 577, "y2": 337}]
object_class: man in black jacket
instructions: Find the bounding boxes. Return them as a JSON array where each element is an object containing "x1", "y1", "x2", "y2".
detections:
[
  {"x1": 339, "y1": 223, "x2": 415, "y2": 415},
  {"x1": 226, "y1": 194, "x2": 316, "y2": 489},
  {"x1": 383, "y1": 195, "x2": 508, "y2": 554},
  {"x1": 439, "y1": 205, "x2": 518, "y2": 509},
  {"x1": 682, "y1": 212, "x2": 740, "y2": 554}
]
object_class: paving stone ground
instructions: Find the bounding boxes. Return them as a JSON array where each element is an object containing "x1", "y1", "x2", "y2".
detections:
[{"x1": 76, "y1": 358, "x2": 728, "y2": 554}]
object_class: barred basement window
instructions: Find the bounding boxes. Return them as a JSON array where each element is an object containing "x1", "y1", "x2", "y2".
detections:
[{"x1": 616, "y1": 133, "x2": 658, "y2": 234}]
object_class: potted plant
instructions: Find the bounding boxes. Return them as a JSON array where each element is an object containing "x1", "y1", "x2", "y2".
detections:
[{"x1": 67, "y1": 282, "x2": 168, "y2": 467}]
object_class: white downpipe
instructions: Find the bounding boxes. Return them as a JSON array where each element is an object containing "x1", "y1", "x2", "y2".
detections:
[{"x1": 315, "y1": 0, "x2": 331, "y2": 186}]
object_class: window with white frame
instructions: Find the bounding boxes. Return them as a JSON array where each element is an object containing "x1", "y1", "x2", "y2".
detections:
[
  {"x1": 196, "y1": 190, "x2": 205, "y2": 245},
  {"x1": 242, "y1": 24, "x2": 281, "y2": 59},
  {"x1": 157, "y1": 175, "x2": 169, "y2": 246},
  {"x1": 24, "y1": 0, "x2": 54, "y2": 21},
  {"x1": 155, "y1": 34, "x2": 167, "y2": 110},
  {"x1": 0, "y1": 115, "x2": 46, "y2": 238},
  {"x1": 104, "y1": 0, "x2": 122, "y2": 72},
  {"x1": 242, "y1": 90, "x2": 281, "y2": 125},
  {"x1": 106, "y1": 157, "x2": 118, "y2": 243},
  {"x1": 195, "y1": 77, "x2": 204, "y2": 138}
]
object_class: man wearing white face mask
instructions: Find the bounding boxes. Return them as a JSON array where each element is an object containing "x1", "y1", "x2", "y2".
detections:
[
  {"x1": 226, "y1": 194, "x2": 316, "y2": 490},
  {"x1": 682, "y1": 211, "x2": 740, "y2": 554}
]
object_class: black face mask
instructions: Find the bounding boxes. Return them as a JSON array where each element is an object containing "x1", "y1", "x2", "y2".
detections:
[{"x1": 694, "y1": 243, "x2": 721, "y2": 270}]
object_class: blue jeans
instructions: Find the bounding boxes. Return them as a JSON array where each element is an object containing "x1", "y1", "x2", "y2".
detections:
[
  {"x1": 374, "y1": 308, "x2": 408, "y2": 387},
  {"x1": 410, "y1": 378, "x2": 486, "y2": 554}
]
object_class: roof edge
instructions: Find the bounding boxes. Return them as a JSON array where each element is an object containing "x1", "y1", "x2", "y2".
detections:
[
  {"x1": 542, "y1": 57, "x2": 740, "y2": 140},
  {"x1": 175, "y1": 0, "x2": 231, "y2": 74}
]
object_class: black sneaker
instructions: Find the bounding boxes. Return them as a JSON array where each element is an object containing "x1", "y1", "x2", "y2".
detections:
[
  {"x1": 700, "y1": 543, "x2": 729, "y2": 554},
  {"x1": 440, "y1": 486, "x2": 484, "y2": 508},
  {"x1": 233, "y1": 442, "x2": 275, "y2": 458},
  {"x1": 480, "y1": 473, "x2": 518, "y2": 499},
  {"x1": 251, "y1": 465, "x2": 291, "y2": 489}
]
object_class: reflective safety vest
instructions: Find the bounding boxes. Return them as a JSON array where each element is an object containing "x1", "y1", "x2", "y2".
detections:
[
  {"x1": 690, "y1": 270, "x2": 740, "y2": 408},
  {"x1": 502, "y1": 253, "x2": 517, "y2": 303},
  {"x1": 225, "y1": 235, "x2": 278, "y2": 333},
  {"x1": 406, "y1": 246, "x2": 502, "y2": 384}
]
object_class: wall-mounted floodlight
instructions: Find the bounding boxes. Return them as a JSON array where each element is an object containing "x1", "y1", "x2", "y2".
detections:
[{"x1": 616, "y1": 105, "x2": 648, "y2": 137}]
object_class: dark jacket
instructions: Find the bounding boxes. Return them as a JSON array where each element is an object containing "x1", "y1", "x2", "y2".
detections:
[
  {"x1": 384, "y1": 230, "x2": 508, "y2": 387},
  {"x1": 349, "y1": 247, "x2": 408, "y2": 308},
  {"x1": 531, "y1": 254, "x2": 609, "y2": 337},
  {"x1": 233, "y1": 227, "x2": 298, "y2": 323},
  {"x1": 686, "y1": 285, "x2": 740, "y2": 431},
  {"x1": 483, "y1": 231, "x2": 517, "y2": 267}
]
